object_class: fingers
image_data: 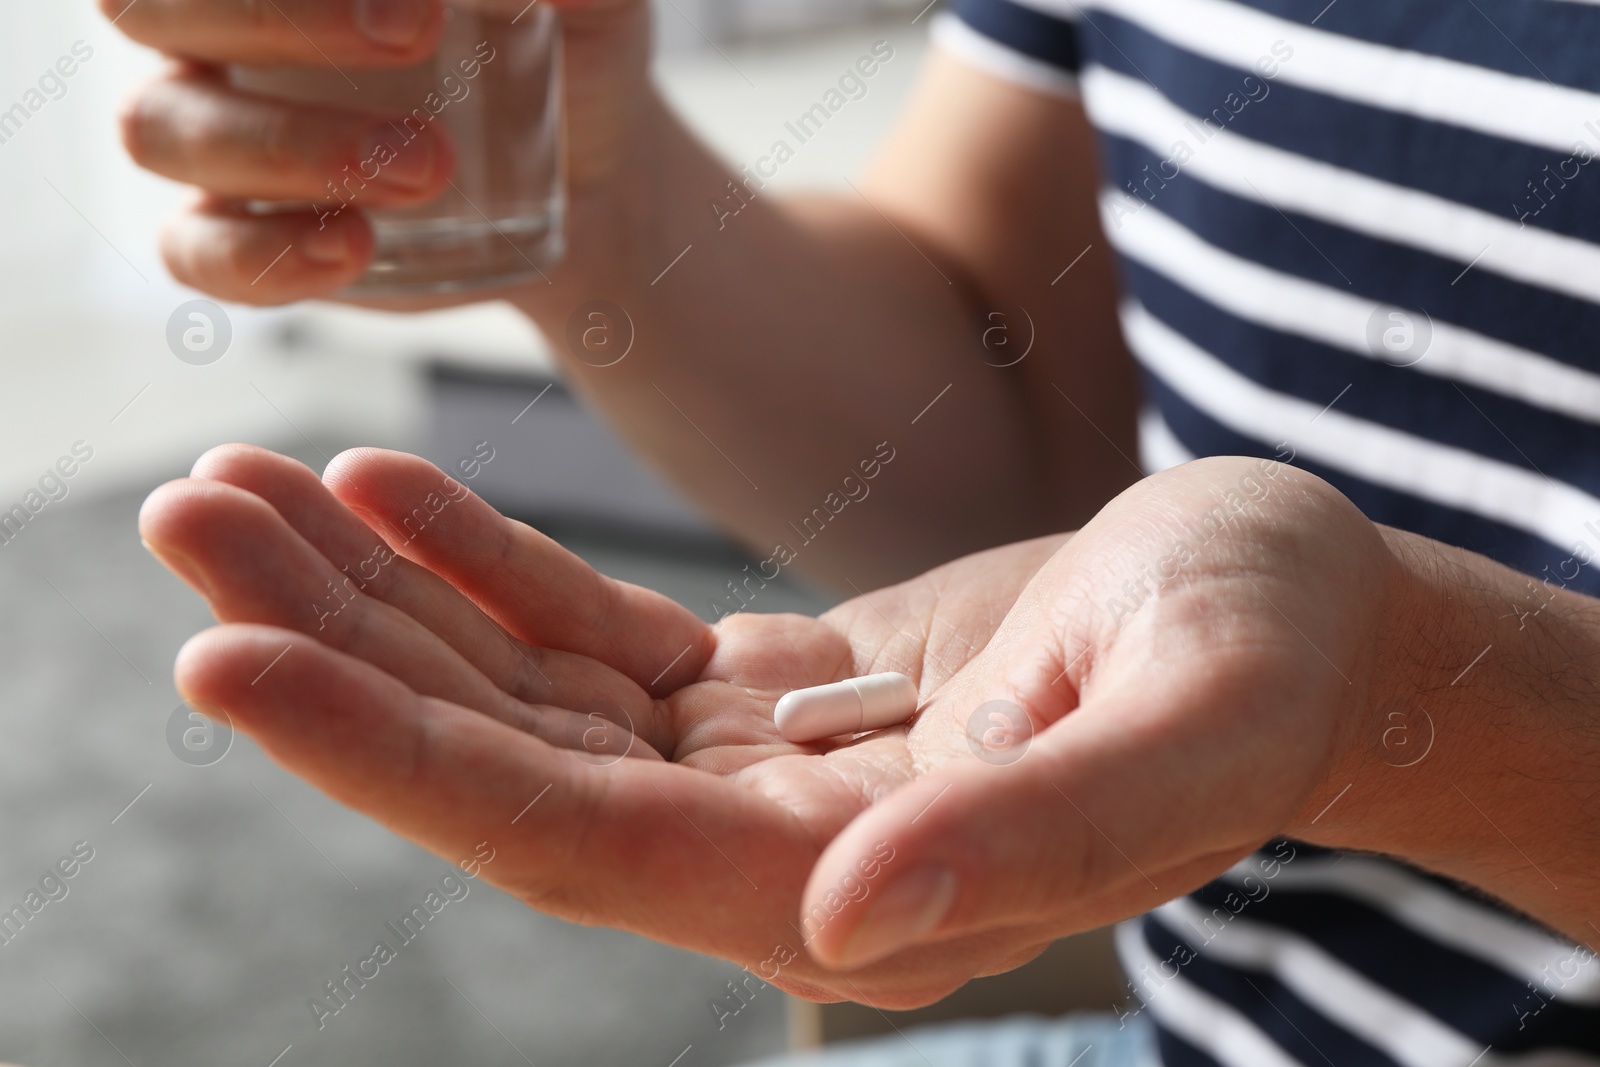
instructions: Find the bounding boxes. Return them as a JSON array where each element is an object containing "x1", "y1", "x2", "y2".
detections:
[
  {"x1": 186, "y1": 444, "x2": 673, "y2": 753},
  {"x1": 323, "y1": 448, "x2": 716, "y2": 696},
  {"x1": 800, "y1": 643, "x2": 1305, "y2": 969},
  {"x1": 796, "y1": 721, "x2": 1170, "y2": 970},
  {"x1": 117, "y1": 55, "x2": 458, "y2": 304},
  {"x1": 176, "y1": 624, "x2": 601, "y2": 876},
  {"x1": 176, "y1": 625, "x2": 811, "y2": 951},
  {"x1": 159, "y1": 195, "x2": 373, "y2": 305},
  {"x1": 104, "y1": 0, "x2": 444, "y2": 68},
  {"x1": 141, "y1": 475, "x2": 654, "y2": 759},
  {"x1": 800, "y1": 458, "x2": 1378, "y2": 969},
  {"x1": 123, "y1": 66, "x2": 452, "y2": 204}
]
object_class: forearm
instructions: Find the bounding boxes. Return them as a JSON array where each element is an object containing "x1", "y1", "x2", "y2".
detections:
[
  {"x1": 515, "y1": 66, "x2": 1138, "y2": 588},
  {"x1": 1298, "y1": 526, "x2": 1600, "y2": 945}
]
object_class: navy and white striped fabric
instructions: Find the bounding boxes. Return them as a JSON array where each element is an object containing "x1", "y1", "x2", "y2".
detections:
[{"x1": 934, "y1": 0, "x2": 1600, "y2": 1062}]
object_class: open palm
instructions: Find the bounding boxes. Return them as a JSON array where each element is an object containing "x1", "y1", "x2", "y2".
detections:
[
  {"x1": 142, "y1": 445, "x2": 1388, "y2": 1007},
  {"x1": 141, "y1": 444, "x2": 1079, "y2": 1004}
]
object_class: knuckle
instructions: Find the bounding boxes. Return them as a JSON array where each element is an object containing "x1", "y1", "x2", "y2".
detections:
[
  {"x1": 250, "y1": 105, "x2": 349, "y2": 189},
  {"x1": 245, "y1": 105, "x2": 301, "y2": 175},
  {"x1": 157, "y1": 221, "x2": 204, "y2": 291},
  {"x1": 505, "y1": 645, "x2": 554, "y2": 707},
  {"x1": 160, "y1": 209, "x2": 298, "y2": 306},
  {"x1": 116, "y1": 91, "x2": 156, "y2": 166},
  {"x1": 219, "y1": 227, "x2": 269, "y2": 286},
  {"x1": 392, "y1": 707, "x2": 438, "y2": 796}
]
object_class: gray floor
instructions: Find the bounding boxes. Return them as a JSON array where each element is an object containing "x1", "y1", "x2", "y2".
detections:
[{"x1": 0, "y1": 446, "x2": 832, "y2": 1067}]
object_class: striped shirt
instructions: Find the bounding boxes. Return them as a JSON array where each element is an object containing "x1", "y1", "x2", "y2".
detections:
[{"x1": 933, "y1": 0, "x2": 1600, "y2": 1062}]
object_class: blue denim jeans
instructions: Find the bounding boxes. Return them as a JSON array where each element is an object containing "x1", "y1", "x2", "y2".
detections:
[{"x1": 737, "y1": 1013, "x2": 1157, "y2": 1067}]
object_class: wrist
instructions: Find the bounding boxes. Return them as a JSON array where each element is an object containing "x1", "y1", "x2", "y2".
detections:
[
  {"x1": 1293, "y1": 526, "x2": 1600, "y2": 941},
  {"x1": 513, "y1": 89, "x2": 725, "y2": 323}
]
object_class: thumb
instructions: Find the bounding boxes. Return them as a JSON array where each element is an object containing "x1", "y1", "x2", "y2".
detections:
[{"x1": 798, "y1": 683, "x2": 1287, "y2": 972}]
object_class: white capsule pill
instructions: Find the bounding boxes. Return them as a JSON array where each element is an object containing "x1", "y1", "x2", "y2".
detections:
[{"x1": 774, "y1": 672, "x2": 920, "y2": 744}]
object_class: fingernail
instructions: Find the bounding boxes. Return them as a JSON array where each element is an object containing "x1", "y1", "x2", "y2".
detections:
[
  {"x1": 356, "y1": 0, "x2": 429, "y2": 48},
  {"x1": 300, "y1": 226, "x2": 349, "y2": 266},
  {"x1": 834, "y1": 866, "x2": 956, "y2": 970},
  {"x1": 366, "y1": 128, "x2": 436, "y2": 191}
]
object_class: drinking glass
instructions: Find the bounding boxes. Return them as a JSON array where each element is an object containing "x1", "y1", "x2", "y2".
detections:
[{"x1": 230, "y1": 2, "x2": 564, "y2": 295}]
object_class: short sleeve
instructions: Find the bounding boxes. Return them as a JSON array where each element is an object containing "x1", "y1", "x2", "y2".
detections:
[{"x1": 930, "y1": 0, "x2": 1082, "y2": 98}]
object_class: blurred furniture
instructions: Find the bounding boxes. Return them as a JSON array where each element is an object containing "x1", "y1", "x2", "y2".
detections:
[{"x1": 425, "y1": 364, "x2": 721, "y2": 545}]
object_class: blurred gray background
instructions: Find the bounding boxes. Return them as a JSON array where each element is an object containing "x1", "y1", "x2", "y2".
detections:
[
  {"x1": 0, "y1": 2, "x2": 931, "y2": 1065},
  {"x1": 0, "y1": 447, "x2": 826, "y2": 1067}
]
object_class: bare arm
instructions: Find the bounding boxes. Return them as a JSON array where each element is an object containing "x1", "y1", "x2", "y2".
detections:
[
  {"x1": 514, "y1": 51, "x2": 1139, "y2": 587},
  {"x1": 1292, "y1": 525, "x2": 1600, "y2": 947},
  {"x1": 109, "y1": 0, "x2": 1136, "y2": 586}
]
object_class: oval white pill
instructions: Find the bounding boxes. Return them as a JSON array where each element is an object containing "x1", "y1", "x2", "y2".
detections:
[{"x1": 774, "y1": 672, "x2": 920, "y2": 744}]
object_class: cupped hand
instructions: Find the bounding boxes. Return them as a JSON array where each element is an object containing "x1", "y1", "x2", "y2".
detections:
[
  {"x1": 140, "y1": 445, "x2": 1397, "y2": 1007},
  {"x1": 104, "y1": 0, "x2": 650, "y2": 306}
]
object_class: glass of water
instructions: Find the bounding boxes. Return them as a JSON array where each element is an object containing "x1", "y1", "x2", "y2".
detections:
[{"x1": 230, "y1": 2, "x2": 564, "y2": 295}]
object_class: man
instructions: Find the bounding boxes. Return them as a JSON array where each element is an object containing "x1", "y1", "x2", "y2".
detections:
[{"x1": 113, "y1": 0, "x2": 1600, "y2": 1061}]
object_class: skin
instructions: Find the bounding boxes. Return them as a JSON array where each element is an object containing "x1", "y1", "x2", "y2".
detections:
[
  {"x1": 141, "y1": 445, "x2": 1600, "y2": 1007},
  {"x1": 105, "y1": 0, "x2": 1137, "y2": 588},
  {"x1": 113, "y1": 0, "x2": 1600, "y2": 1009}
]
